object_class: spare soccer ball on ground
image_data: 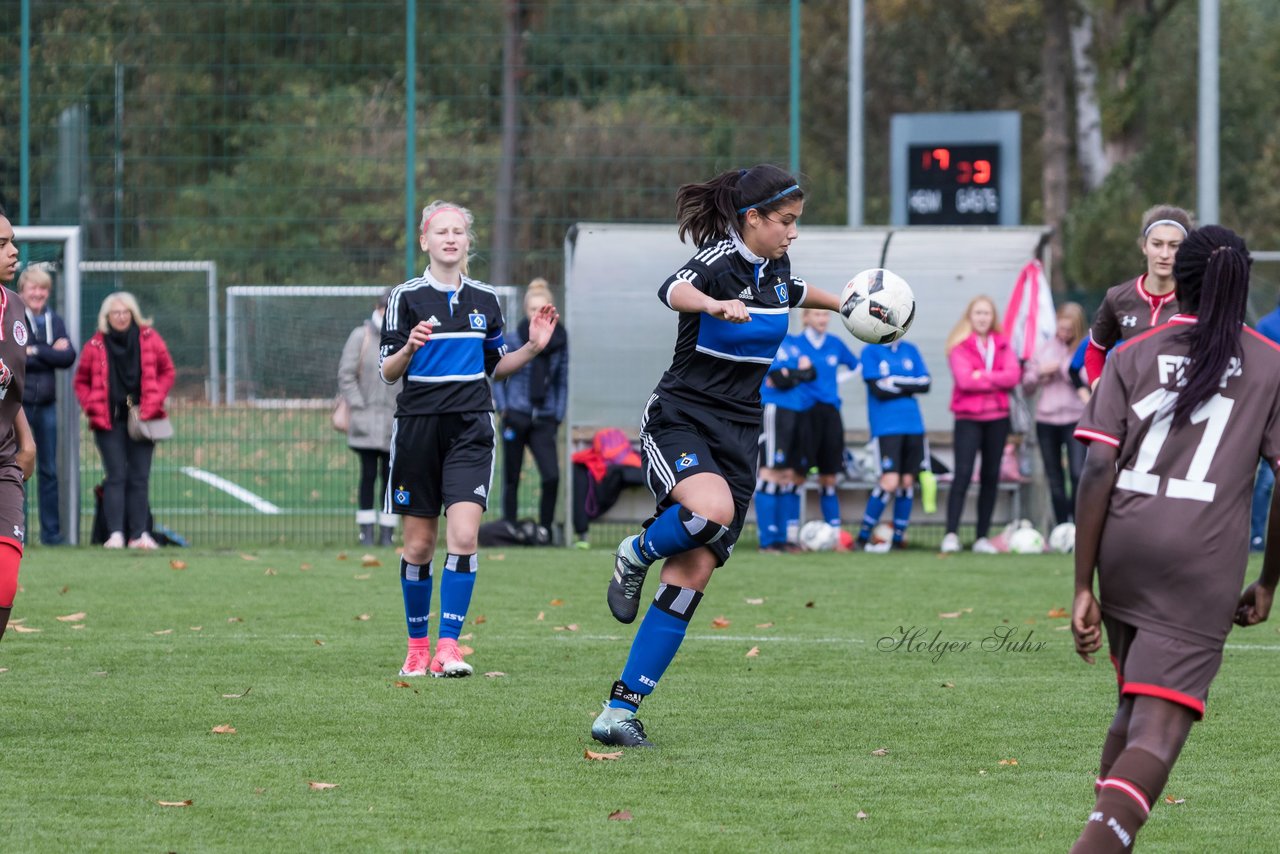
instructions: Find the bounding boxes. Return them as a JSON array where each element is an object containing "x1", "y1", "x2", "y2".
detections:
[
  {"x1": 870, "y1": 522, "x2": 894, "y2": 545},
  {"x1": 840, "y1": 268, "x2": 916, "y2": 344},
  {"x1": 1008, "y1": 525, "x2": 1046, "y2": 554},
  {"x1": 799, "y1": 520, "x2": 840, "y2": 552},
  {"x1": 1048, "y1": 522, "x2": 1076, "y2": 554}
]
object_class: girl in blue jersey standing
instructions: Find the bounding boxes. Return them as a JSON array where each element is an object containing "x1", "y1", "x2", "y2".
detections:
[
  {"x1": 591, "y1": 165, "x2": 847, "y2": 747},
  {"x1": 380, "y1": 200, "x2": 559, "y2": 679},
  {"x1": 794, "y1": 308, "x2": 861, "y2": 530}
]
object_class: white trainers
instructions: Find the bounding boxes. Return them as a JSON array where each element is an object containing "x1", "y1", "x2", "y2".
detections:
[
  {"x1": 939, "y1": 532, "x2": 961, "y2": 553},
  {"x1": 128, "y1": 532, "x2": 160, "y2": 550},
  {"x1": 104, "y1": 531, "x2": 125, "y2": 549},
  {"x1": 864, "y1": 540, "x2": 892, "y2": 554},
  {"x1": 972, "y1": 537, "x2": 999, "y2": 554}
]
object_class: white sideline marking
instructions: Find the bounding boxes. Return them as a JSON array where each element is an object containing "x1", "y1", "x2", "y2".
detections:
[{"x1": 180, "y1": 466, "x2": 282, "y2": 514}]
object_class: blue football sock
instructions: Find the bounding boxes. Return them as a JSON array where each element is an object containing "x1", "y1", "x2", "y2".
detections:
[
  {"x1": 400, "y1": 558, "x2": 433, "y2": 639},
  {"x1": 437, "y1": 553, "x2": 477, "y2": 641},
  {"x1": 638, "y1": 504, "x2": 727, "y2": 563},
  {"x1": 820, "y1": 484, "x2": 841, "y2": 527},
  {"x1": 893, "y1": 487, "x2": 915, "y2": 543},
  {"x1": 754, "y1": 481, "x2": 780, "y2": 548},
  {"x1": 858, "y1": 488, "x2": 888, "y2": 542},
  {"x1": 608, "y1": 583, "x2": 703, "y2": 711},
  {"x1": 780, "y1": 484, "x2": 800, "y2": 545}
]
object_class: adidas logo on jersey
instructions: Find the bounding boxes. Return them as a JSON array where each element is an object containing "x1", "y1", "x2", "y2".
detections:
[
  {"x1": 473, "y1": 484, "x2": 487, "y2": 498},
  {"x1": 425, "y1": 315, "x2": 441, "y2": 326},
  {"x1": 737, "y1": 288, "x2": 754, "y2": 301}
]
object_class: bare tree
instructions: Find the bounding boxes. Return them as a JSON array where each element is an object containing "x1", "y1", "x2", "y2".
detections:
[
  {"x1": 1042, "y1": 0, "x2": 1072, "y2": 293},
  {"x1": 1069, "y1": 1, "x2": 1109, "y2": 189},
  {"x1": 492, "y1": 0, "x2": 527, "y2": 288}
]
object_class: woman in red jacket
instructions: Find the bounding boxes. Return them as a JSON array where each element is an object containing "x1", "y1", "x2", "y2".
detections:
[
  {"x1": 74, "y1": 292, "x2": 175, "y2": 549},
  {"x1": 941, "y1": 295, "x2": 1020, "y2": 554}
]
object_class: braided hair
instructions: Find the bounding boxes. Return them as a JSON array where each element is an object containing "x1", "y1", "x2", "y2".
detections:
[{"x1": 1170, "y1": 225, "x2": 1252, "y2": 426}]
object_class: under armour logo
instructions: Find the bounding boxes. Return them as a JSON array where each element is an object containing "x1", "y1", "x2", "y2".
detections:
[{"x1": 1120, "y1": 315, "x2": 1137, "y2": 328}]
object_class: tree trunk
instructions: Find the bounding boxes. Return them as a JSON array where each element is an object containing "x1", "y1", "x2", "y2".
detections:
[
  {"x1": 1069, "y1": 2, "x2": 1109, "y2": 190},
  {"x1": 1042, "y1": 0, "x2": 1072, "y2": 294},
  {"x1": 491, "y1": 0, "x2": 525, "y2": 288}
]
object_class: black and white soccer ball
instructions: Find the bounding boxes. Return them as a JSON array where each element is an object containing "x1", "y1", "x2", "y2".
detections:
[
  {"x1": 799, "y1": 520, "x2": 840, "y2": 552},
  {"x1": 1048, "y1": 522, "x2": 1076, "y2": 554},
  {"x1": 840, "y1": 268, "x2": 916, "y2": 344}
]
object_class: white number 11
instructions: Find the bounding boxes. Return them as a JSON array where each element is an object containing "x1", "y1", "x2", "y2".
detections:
[{"x1": 1116, "y1": 388, "x2": 1233, "y2": 502}]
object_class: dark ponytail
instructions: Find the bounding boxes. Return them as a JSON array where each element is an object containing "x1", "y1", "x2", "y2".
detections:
[
  {"x1": 675, "y1": 164, "x2": 803, "y2": 247},
  {"x1": 1171, "y1": 224, "x2": 1252, "y2": 426}
]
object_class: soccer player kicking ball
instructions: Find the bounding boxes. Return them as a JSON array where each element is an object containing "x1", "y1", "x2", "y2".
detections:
[
  {"x1": 591, "y1": 165, "x2": 847, "y2": 748},
  {"x1": 1070, "y1": 225, "x2": 1280, "y2": 852},
  {"x1": 0, "y1": 207, "x2": 39, "y2": 644}
]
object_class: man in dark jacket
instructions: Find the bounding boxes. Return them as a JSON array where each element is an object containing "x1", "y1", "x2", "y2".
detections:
[{"x1": 19, "y1": 267, "x2": 76, "y2": 545}]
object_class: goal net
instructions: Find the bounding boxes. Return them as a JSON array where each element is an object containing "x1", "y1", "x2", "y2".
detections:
[{"x1": 225, "y1": 285, "x2": 521, "y2": 406}]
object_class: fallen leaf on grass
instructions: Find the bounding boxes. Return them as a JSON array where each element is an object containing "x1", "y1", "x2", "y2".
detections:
[
  {"x1": 300, "y1": 563, "x2": 313, "y2": 571},
  {"x1": 553, "y1": 624, "x2": 579, "y2": 632},
  {"x1": 335, "y1": 552, "x2": 348, "y2": 561},
  {"x1": 1047, "y1": 607, "x2": 1069, "y2": 619},
  {"x1": 354, "y1": 573, "x2": 371, "y2": 580},
  {"x1": 939, "y1": 611, "x2": 964, "y2": 619},
  {"x1": 59, "y1": 585, "x2": 69, "y2": 594},
  {"x1": 484, "y1": 671, "x2": 506, "y2": 678},
  {"x1": 392, "y1": 681, "x2": 412, "y2": 688},
  {"x1": 11, "y1": 625, "x2": 40, "y2": 633},
  {"x1": 710, "y1": 616, "x2": 731, "y2": 629},
  {"x1": 227, "y1": 617, "x2": 244, "y2": 623},
  {"x1": 459, "y1": 632, "x2": 474, "y2": 641},
  {"x1": 942, "y1": 682, "x2": 955, "y2": 689},
  {"x1": 308, "y1": 781, "x2": 339, "y2": 791},
  {"x1": 0, "y1": 667, "x2": 8, "y2": 673},
  {"x1": 314, "y1": 639, "x2": 325, "y2": 646},
  {"x1": 56, "y1": 612, "x2": 87, "y2": 622},
  {"x1": 607, "y1": 809, "x2": 633, "y2": 821},
  {"x1": 361, "y1": 554, "x2": 381, "y2": 568},
  {"x1": 473, "y1": 615, "x2": 487, "y2": 625},
  {"x1": 211, "y1": 724, "x2": 236, "y2": 734},
  {"x1": 457, "y1": 645, "x2": 475, "y2": 656},
  {"x1": 745, "y1": 647, "x2": 759, "y2": 658},
  {"x1": 1055, "y1": 624, "x2": 1072, "y2": 631},
  {"x1": 549, "y1": 598, "x2": 564, "y2": 606},
  {"x1": 263, "y1": 568, "x2": 277, "y2": 576},
  {"x1": 1164, "y1": 796, "x2": 1185, "y2": 805},
  {"x1": 238, "y1": 553, "x2": 258, "y2": 561},
  {"x1": 805, "y1": 601, "x2": 815, "y2": 608},
  {"x1": 856, "y1": 810, "x2": 869, "y2": 820},
  {"x1": 584, "y1": 749, "x2": 623, "y2": 761},
  {"x1": 355, "y1": 614, "x2": 372, "y2": 621},
  {"x1": 153, "y1": 629, "x2": 173, "y2": 635},
  {"x1": 170, "y1": 559, "x2": 187, "y2": 570},
  {"x1": 221, "y1": 688, "x2": 251, "y2": 699},
  {"x1": 489, "y1": 553, "x2": 505, "y2": 561},
  {"x1": 998, "y1": 758, "x2": 1019, "y2": 766},
  {"x1": 755, "y1": 622, "x2": 774, "y2": 629},
  {"x1": 745, "y1": 597, "x2": 765, "y2": 605},
  {"x1": 190, "y1": 626, "x2": 203, "y2": 631},
  {"x1": 536, "y1": 611, "x2": 545, "y2": 621},
  {"x1": 70, "y1": 624, "x2": 86, "y2": 630},
  {"x1": 157, "y1": 800, "x2": 193, "y2": 807},
  {"x1": 870, "y1": 747, "x2": 890, "y2": 756}
]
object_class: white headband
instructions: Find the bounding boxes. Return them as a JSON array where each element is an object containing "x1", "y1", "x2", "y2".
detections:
[{"x1": 1144, "y1": 218, "x2": 1188, "y2": 238}]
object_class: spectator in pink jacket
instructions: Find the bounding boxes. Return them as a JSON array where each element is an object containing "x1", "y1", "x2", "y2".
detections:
[
  {"x1": 941, "y1": 295, "x2": 1020, "y2": 553},
  {"x1": 1022, "y1": 302, "x2": 1088, "y2": 526}
]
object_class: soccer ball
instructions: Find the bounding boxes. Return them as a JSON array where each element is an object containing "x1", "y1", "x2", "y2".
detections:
[
  {"x1": 1048, "y1": 522, "x2": 1076, "y2": 554},
  {"x1": 799, "y1": 520, "x2": 840, "y2": 552},
  {"x1": 1008, "y1": 525, "x2": 1046, "y2": 554},
  {"x1": 870, "y1": 522, "x2": 894, "y2": 545},
  {"x1": 840, "y1": 268, "x2": 916, "y2": 344}
]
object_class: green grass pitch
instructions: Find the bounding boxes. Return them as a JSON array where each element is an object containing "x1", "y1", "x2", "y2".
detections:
[{"x1": 2, "y1": 545, "x2": 1277, "y2": 851}]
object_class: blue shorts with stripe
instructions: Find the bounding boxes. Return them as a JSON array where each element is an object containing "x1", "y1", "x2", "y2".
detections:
[{"x1": 638, "y1": 393, "x2": 758, "y2": 567}]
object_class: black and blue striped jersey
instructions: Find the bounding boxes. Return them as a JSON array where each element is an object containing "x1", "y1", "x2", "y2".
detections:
[
  {"x1": 655, "y1": 237, "x2": 807, "y2": 423},
  {"x1": 380, "y1": 269, "x2": 507, "y2": 416}
]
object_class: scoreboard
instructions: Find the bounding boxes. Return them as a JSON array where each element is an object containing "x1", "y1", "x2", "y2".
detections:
[{"x1": 890, "y1": 112, "x2": 1020, "y2": 226}]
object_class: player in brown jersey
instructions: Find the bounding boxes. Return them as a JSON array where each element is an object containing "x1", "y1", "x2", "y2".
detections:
[
  {"x1": 0, "y1": 206, "x2": 39, "y2": 645},
  {"x1": 1068, "y1": 225, "x2": 1280, "y2": 852},
  {"x1": 1084, "y1": 205, "x2": 1193, "y2": 387}
]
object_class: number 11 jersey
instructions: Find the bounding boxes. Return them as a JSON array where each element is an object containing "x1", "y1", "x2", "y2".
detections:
[{"x1": 1075, "y1": 314, "x2": 1280, "y2": 646}]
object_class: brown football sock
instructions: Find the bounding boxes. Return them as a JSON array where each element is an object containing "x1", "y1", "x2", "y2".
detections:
[{"x1": 1072, "y1": 747, "x2": 1170, "y2": 853}]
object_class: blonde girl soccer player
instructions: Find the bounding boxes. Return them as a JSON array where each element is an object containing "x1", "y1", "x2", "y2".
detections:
[
  {"x1": 380, "y1": 200, "x2": 558, "y2": 678},
  {"x1": 591, "y1": 164, "x2": 847, "y2": 747}
]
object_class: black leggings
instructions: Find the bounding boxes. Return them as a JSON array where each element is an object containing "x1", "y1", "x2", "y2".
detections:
[
  {"x1": 501, "y1": 411, "x2": 560, "y2": 527},
  {"x1": 1036, "y1": 420, "x2": 1085, "y2": 525},
  {"x1": 946, "y1": 417, "x2": 1010, "y2": 538},
  {"x1": 355, "y1": 448, "x2": 390, "y2": 511}
]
